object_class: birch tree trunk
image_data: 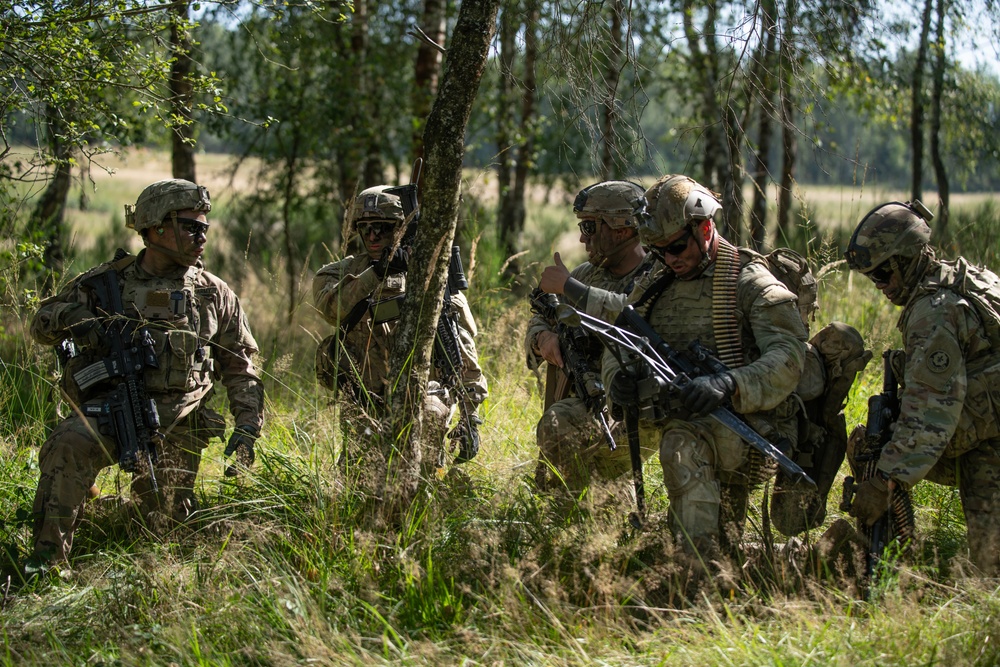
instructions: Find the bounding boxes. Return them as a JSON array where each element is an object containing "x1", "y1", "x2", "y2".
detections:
[
  {"x1": 375, "y1": 0, "x2": 500, "y2": 527},
  {"x1": 929, "y1": 0, "x2": 950, "y2": 234},
  {"x1": 911, "y1": 0, "x2": 934, "y2": 202},
  {"x1": 169, "y1": 2, "x2": 196, "y2": 182}
]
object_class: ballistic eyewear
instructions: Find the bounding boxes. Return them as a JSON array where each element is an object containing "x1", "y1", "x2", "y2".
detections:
[
  {"x1": 649, "y1": 229, "x2": 694, "y2": 259},
  {"x1": 867, "y1": 260, "x2": 895, "y2": 284},
  {"x1": 175, "y1": 217, "x2": 210, "y2": 237},
  {"x1": 358, "y1": 222, "x2": 395, "y2": 238}
]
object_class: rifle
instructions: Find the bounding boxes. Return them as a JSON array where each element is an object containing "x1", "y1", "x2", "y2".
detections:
[
  {"x1": 528, "y1": 288, "x2": 616, "y2": 452},
  {"x1": 840, "y1": 351, "x2": 915, "y2": 585},
  {"x1": 557, "y1": 303, "x2": 816, "y2": 521},
  {"x1": 434, "y1": 246, "x2": 482, "y2": 463},
  {"x1": 72, "y1": 267, "x2": 164, "y2": 492}
]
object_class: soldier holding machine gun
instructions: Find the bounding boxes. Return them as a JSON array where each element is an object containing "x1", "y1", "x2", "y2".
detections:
[
  {"x1": 27, "y1": 179, "x2": 265, "y2": 573},
  {"x1": 845, "y1": 200, "x2": 1000, "y2": 576},
  {"x1": 313, "y1": 184, "x2": 488, "y2": 476},
  {"x1": 525, "y1": 181, "x2": 657, "y2": 496},
  {"x1": 602, "y1": 175, "x2": 810, "y2": 561}
]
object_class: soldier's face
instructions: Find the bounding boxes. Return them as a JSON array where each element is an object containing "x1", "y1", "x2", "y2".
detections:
[
  {"x1": 149, "y1": 209, "x2": 208, "y2": 267},
  {"x1": 649, "y1": 223, "x2": 707, "y2": 277},
  {"x1": 870, "y1": 261, "x2": 907, "y2": 305},
  {"x1": 360, "y1": 220, "x2": 395, "y2": 260}
]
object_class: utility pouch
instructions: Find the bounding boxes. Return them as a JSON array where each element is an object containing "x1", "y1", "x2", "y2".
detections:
[{"x1": 370, "y1": 295, "x2": 404, "y2": 324}]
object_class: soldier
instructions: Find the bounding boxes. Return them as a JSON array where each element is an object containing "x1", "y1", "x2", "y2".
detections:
[
  {"x1": 526, "y1": 180, "x2": 658, "y2": 494},
  {"x1": 28, "y1": 179, "x2": 265, "y2": 572},
  {"x1": 602, "y1": 174, "x2": 808, "y2": 558},
  {"x1": 845, "y1": 200, "x2": 1000, "y2": 575},
  {"x1": 313, "y1": 185, "x2": 488, "y2": 474}
]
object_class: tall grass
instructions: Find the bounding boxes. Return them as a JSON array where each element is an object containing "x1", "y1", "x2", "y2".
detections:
[{"x1": 1, "y1": 171, "x2": 999, "y2": 665}]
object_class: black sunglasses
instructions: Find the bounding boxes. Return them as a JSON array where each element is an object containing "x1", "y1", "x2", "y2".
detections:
[
  {"x1": 867, "y1": 260, "x2": 895, "y2": 284},
  {"x1": 650, "y1": 229, "x2": 694, "y2": 258},
  {"x1": 358, "y1": 221, "x2": 395, "y2": 238},
  {"x1": 577, "y1": 218, "x2": 603, "y2": 237},
  {"x1": 175, "y1": 217, "x2": 209, "y2": 237}
]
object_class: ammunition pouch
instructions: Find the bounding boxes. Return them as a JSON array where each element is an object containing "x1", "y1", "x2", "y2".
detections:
[{"x1": 950, "y1": 357, "x2": 1000, "y2": 457}]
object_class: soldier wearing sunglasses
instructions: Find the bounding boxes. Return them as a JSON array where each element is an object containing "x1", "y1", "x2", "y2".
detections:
[
  {"x1": 526, "y1": 180, "x2": 659, "y2": 496},
  {"x1": 845, "y1": 200, "x2": 1000, "y2": 575},
  {"x1": 601, "y1": 174, "x2": 809, "y2": 562},
  {"x1": 26, "y1": 179, "x2": 264, "y2": 574},
  {"x1": 313, "y1": 185, "x2": 488, "y2": 475}
]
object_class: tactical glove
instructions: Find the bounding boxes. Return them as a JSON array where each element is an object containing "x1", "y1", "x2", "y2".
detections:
[
  {"x1": 224, "y1": 424, "x2": 259, "y2": 477},
  {"x1": 65, "y1": 304, "x2": 107, "y2": 352},
  {"x1": 849, "y1": 475, "x2": 889, "y2": 526},
  {"x1": 450, "y1": 414, "x2": 483, "y2": 464},
  {"x1": 608, "y1": 372, "x2": 640, "y2": 408},
  {"x1": 681, "y1": 372, "x2": 736, "y2": 416},
  {"x1": 373, "y1": 247, "x2": 410, "y2": 278}
]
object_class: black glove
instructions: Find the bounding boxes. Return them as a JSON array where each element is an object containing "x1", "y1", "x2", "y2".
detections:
[
  {"x1": 373, "y1": 246, "x2": 409, "y2": 278},
  {"x1": 849, "y1": 475, "x2": 889, "y2": 526},
  {"x1": 224, "y1": 425, "x2": 259, "y2": 477},
  {"x1": 65, "y1": 304, "x2": 107, "y2": 351},
  {"x1": 451, "y1": 414, "x2": 483, "y2": 464},
  {"x1": 681, "y1": 372, "x2": 736, "y2": 415},
  {"x1": 608, "y1": 372, "x2": 640, "y2": 408}
]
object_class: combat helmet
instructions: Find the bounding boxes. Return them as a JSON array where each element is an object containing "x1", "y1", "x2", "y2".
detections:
[
  {"x1": 845, "y1": 200, "x2": 934, "y2": 275},
  {"x1": 639, "y1": 174, "x2": 722, "y2": 246},
  {"x1": 573, "y1": 180, "x2": 646, "y2": 229},
  {"x1": 348, "y1": 185, "x2": 406, "y2": 229},
  {"x1": 125, "y1": 179, "x2": 211, "y2": 232}
]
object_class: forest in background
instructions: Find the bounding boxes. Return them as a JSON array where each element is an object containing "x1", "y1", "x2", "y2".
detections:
[{"x1": 3, "y1": 2, "x2": 1000, "y2": 663}]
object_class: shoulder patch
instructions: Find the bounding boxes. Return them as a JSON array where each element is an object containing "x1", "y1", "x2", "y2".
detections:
[{"x1": 927, "y1": 349, "x2": 952, "y2": 373}]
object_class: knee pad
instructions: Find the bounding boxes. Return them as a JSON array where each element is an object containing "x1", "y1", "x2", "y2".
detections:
[{"x1": 659, "y1": 428, "x2": 716, "y2": 496}]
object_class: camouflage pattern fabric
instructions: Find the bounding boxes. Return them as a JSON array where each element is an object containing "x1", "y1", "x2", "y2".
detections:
[
  {"x1": 527, "y1": 257, "x2": 656, "y2": 492},
  {"x1": 873, "y1": 257, "x2": 1000, "y2": 575},
  {"x1": 313, "y1": 253, "x2": 488, "y2": 458},
  {"x1": 603, "y1": 250, "x2": 807, "y2": 552},
  {"x1": 29, "y1": 250, "x2": 263, "y2": 564}
]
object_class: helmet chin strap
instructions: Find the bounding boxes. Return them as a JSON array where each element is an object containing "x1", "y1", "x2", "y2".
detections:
[
  {"x1": 675, "y1": 223, "x2": 716, "y2": 280},
  {"x1": 591, "y1": 232, "x2": 640, "y2": 270},
  {"x1": 145, "y1": 216, "x2": 201, "y2": 266}
]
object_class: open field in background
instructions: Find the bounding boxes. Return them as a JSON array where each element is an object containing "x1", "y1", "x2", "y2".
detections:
[{"x1": 2, "y1": 150, "x2": 999, "y2": 664}]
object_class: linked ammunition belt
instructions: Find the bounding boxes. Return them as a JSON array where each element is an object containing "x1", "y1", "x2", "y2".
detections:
[{"x1": 712, "y1": 238, "x2": 743, "y2": 369}]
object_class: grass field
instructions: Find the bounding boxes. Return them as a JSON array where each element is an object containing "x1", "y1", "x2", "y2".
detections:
[{"x1": 1, "y1": 152, "x2": 999, "y2": 665}]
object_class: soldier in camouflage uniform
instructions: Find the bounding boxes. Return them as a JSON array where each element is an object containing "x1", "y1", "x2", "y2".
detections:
[
  {"x1": 28, "y1": 179, "x2": 265, "y2": 570},
  {"x1": 846, "y1": 200, "x2": 1000, "y2": 575},
  {"x1": 526, "y1": 180, "x2": 659, "y2": 494},
  {"x1": 313, "y1": 185, "x2": 488, "y2": 473},
  {"x1": 602, "y1": 175, "x2": 808, "y2": 558}
]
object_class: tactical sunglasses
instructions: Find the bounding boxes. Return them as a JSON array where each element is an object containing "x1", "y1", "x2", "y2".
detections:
[
  {"x1": 358, "y1": 221, "x2": 395, "y2": 238},
  {"x1": 577, "y1": 218, "x2": 602, "y2": 237},
  {"x1": 867, "y1": 260, "x2": 895, "y2": 284},
  {"x1": 649, "y1": 229, "x2": 694, "y2": 259},
  {"x1": 175, "y1": 217, "x2": 210, "y2": 237}
]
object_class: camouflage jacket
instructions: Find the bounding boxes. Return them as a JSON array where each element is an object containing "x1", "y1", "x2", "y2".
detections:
[
  {"x1": 602, "y1": 248, "x2": 808, "y2": 419},
  {"x1": 524, "y1": 255, "x2": 656, "y2": 372},
  {"x1": 31, "y1": 251, "x2": 265, "y2": 432},
  {"x1": 879, "y1": 258, "x2": 1000, "y2": 486},
  {"x1": 312, "y1": 253, "x2": 488, "y2": 403}
]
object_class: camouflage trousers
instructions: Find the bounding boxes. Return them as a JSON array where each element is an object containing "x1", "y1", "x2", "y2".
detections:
[
  {"x1": 535, "y1": 396, "x2": 653, "y2": 494},
  {"x1": 31, "y1": 409, "x2": 219, "y2": 564},
  {"x1": 924, "y1": 435, "x2": 1000, "y2": 575},
  {"x1": 641, "y1": 417, "x2": 756, "y2": 557}
]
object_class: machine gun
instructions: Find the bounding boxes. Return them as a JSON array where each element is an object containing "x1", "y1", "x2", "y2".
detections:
[
  {"x1": 429, "y1": 246, "x2": 481, "y2": 462},
  {"x1": 528, "y1": 287, "x2": 616, "y2": 452},
  {"x1": 72, "y1": 267, "x2": 164, "y2": 492},
  {"x1": 840, "y1": 351, "x2": 915, "y2": 586},
  {"x1": 557, "y1": 303, "x2": 816, "y2": 524}
]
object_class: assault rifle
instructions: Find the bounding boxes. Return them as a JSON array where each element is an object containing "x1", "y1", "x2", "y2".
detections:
[
  {"x1": 528, "y1": 288, "x2": 616, "y2": 451},
  {"x1": 557, "y1": 303, "x2": 816, "y2": 524},
  {"x1": 840, "y1": 351, "x2": 915, "y2": 587},
  {"x1": 434, "y1": 246, "x2": 482, "y2": 463},
  {"x1": 73, "y1": 266, "x2": 164, "y2": 492}
]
